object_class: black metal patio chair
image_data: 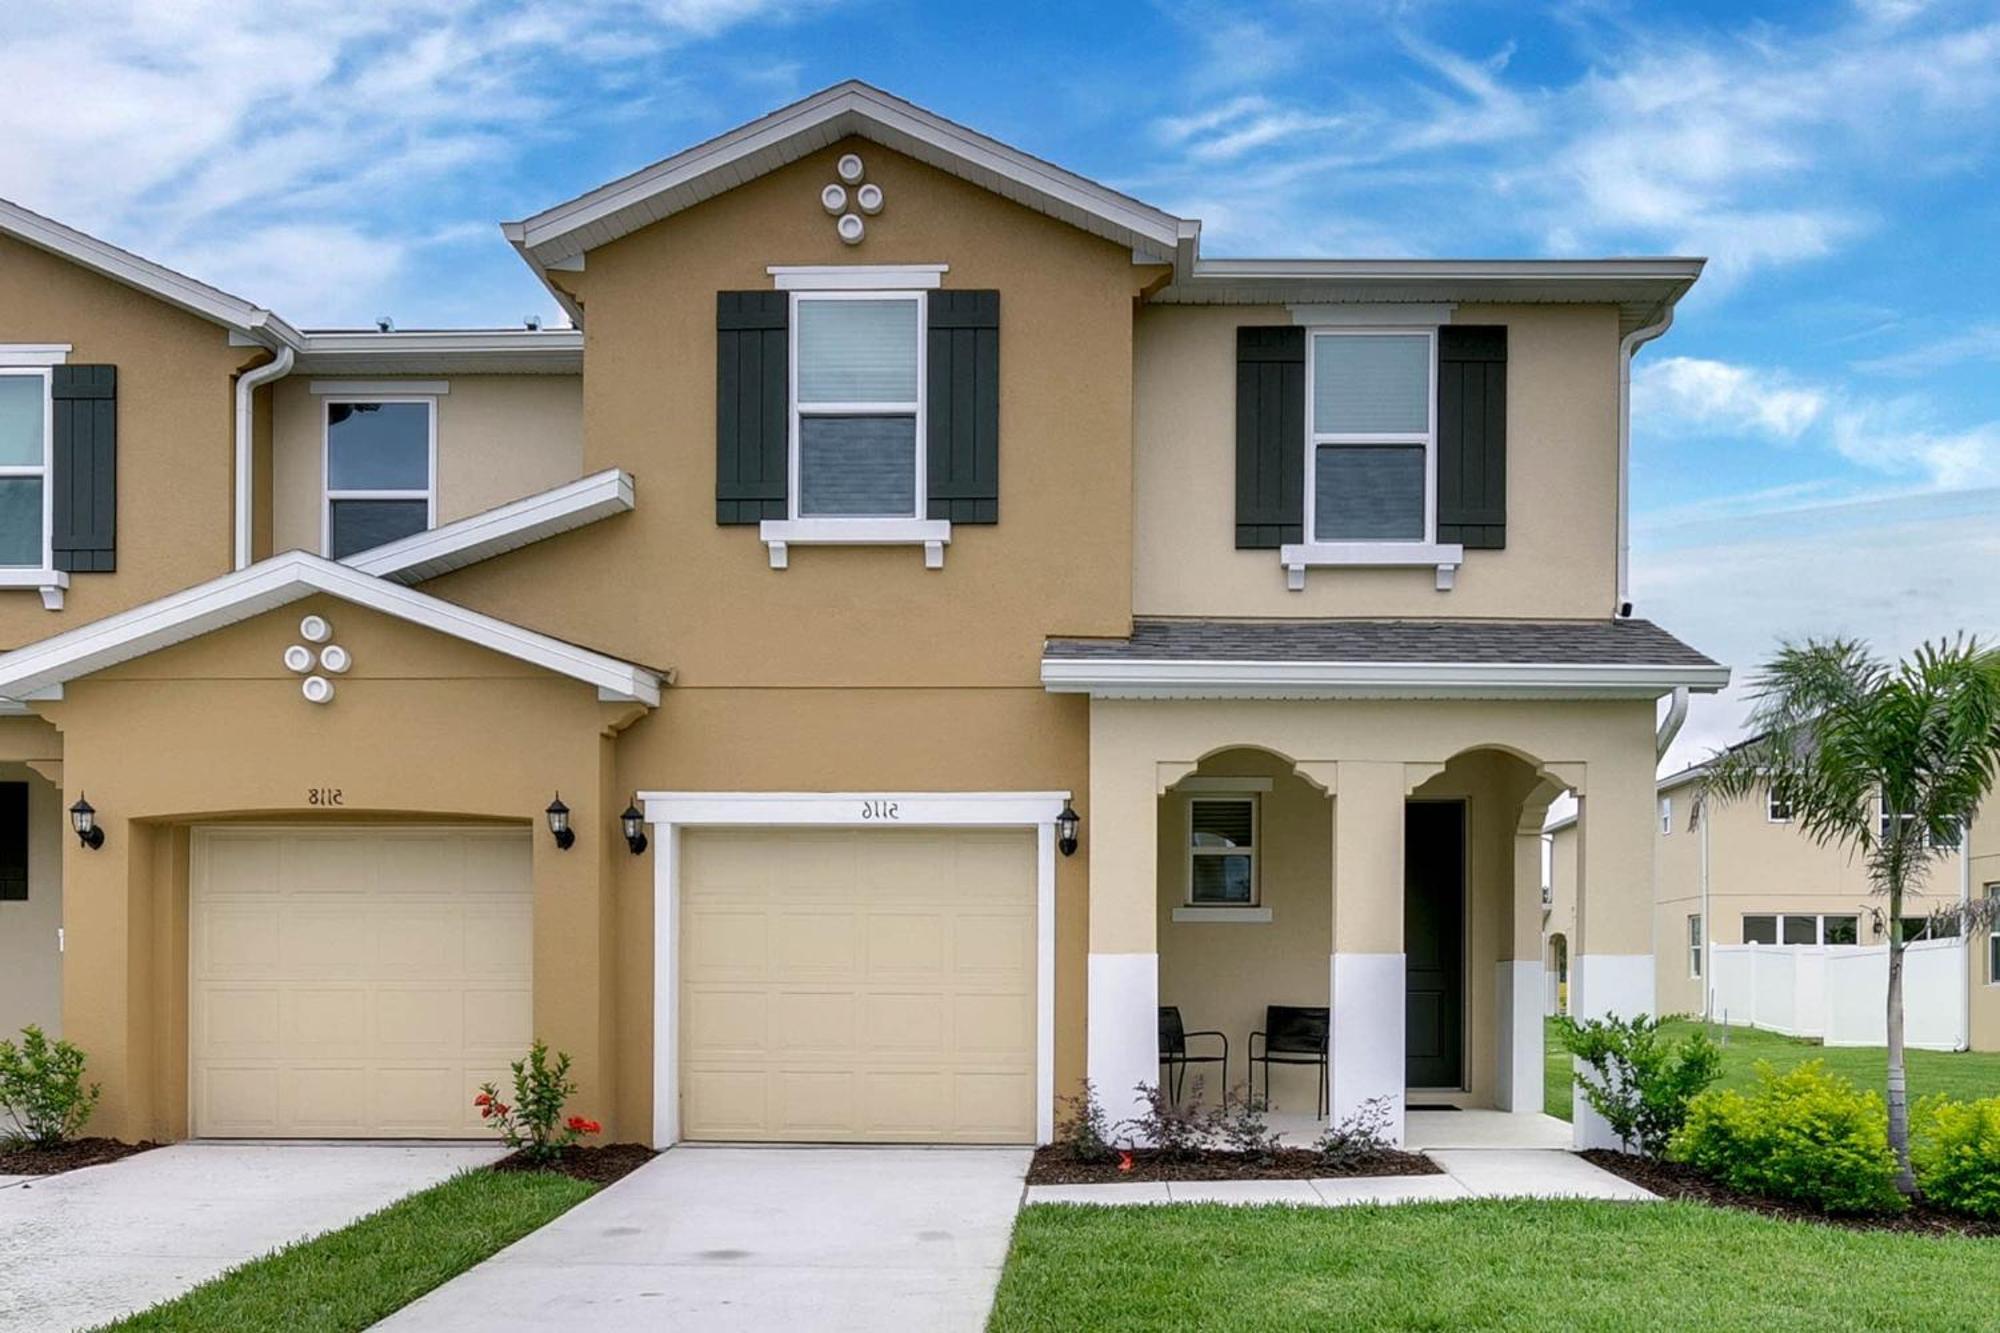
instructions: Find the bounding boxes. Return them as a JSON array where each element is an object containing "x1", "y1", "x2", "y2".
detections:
[
  {"x1": 1248, "y1": 1004, "x2": 1330, "y2": 1117},
  {"x1": 1158, "y1": 1006, "x2": 1228, "y2": 1106}
]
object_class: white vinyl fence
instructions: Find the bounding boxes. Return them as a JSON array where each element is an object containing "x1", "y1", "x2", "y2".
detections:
[{"x1": 1706, "y1": 939, "x2": 1967, "y2": 1051}]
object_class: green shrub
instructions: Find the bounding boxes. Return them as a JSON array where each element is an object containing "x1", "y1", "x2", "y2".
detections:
[
  {"x1": 1554, "y1": 1012, "x2": 1721, "y2": 1157},
  {"x1": 1912, "y1": 1094, "x2": 2000, "y2": 1219},
  {"x1": 0, "y1": 1025, "x2": 100, "y2": 1148},
  {"x1": 1672, "y1": 1060, "x2": 1904, "y2": 1214},
  {"x1": 474, "y1": 1041, "x2": 598, "y2": 1164},
  {"x1": 1051, "y1": 1079, "x2": 1118, "y2": 1163}
]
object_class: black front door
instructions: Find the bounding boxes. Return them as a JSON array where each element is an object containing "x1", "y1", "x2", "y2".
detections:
[{"x1": 1404, "y1": 800, "x2": 1465, "y2": 1089}]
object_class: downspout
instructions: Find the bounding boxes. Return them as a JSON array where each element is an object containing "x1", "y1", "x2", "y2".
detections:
[
  {"x1": 233, "y1": 345, "x2": 295, "y2": 571},
  {"x1": 1617, "y1": 308, "x2": 1675, "y2": 615},
  {"x1": 1960, "y1": 823, "x2": 1973, "y2": 1051},
  {"x1": 1655, "y1": 685, "x2": 1689, "y2": 760},
  {"x1": 1699, "y1": 790, "x2": 1712, "y2": 1019}
]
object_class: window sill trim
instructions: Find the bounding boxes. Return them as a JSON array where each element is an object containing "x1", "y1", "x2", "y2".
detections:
[
  {"x1": 1171, "y1": 906, "x2": 1273, "y2": 924},
  {"x1": 0, "y1": 569, "x2": 70, "y2": 610},
  {"x1": 1279, "y1": 541, "x2": 1464, "y2": 592},
  {"x1": 760, "y1": 518, "x2": 952, "y2": 570}
]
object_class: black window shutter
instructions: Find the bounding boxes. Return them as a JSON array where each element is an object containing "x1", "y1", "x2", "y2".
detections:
[
  {"x1": 1436, "y1": 326, "x2": 1506, "y2": 550},
  {"x1": 716, "y1": 292, "x2": 789, "y2": 524},
  {"x1": 51, "y1": 364, "x2": 116, "y2": 572},
  {"x1": 0, "y1": 782, "x2": 26, "y2": 901},
  {"x1": 926, "y1": 290, "x2": 1000, "y2": 523},
  {"x1": 1235, "y1": 326, "x2": 1304, "y2": 548}
]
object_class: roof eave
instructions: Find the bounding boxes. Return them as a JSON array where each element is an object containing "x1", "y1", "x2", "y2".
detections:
[{"x1": 1040, "y1": 658, "x2": 1731, "y2": 700}]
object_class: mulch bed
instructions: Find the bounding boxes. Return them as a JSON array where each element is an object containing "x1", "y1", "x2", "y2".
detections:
[
  {"x1": 1028, "y1": 1145, "x2": 1441, "y2": 1185},
  {"x1": 1582, "y1": 1150, "x2": 2000, "y2": 1239},
  {"x1": 0, "y1": 1138, "x2": 158, "y2": 1176},
  {"x1": 492, "y1": 1142, "x2": 657, "y2": 1186}
]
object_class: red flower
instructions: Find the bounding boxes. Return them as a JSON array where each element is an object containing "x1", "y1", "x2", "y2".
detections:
[
  {"x1": 1117, "y1": 1151, "x2": 1134, "y2": 1173},
  {"x1": 473, "y1": 1092, "x2": 491, "y2": 1107},
  {"x1": 565, "y1": 1116, "x2": 602, "y2": 1135}
]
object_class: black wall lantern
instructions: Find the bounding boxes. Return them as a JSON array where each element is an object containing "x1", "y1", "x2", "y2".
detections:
[
  {"x1": 69, "y1": 794, "x2": 104, "y2": 850},
  {"x1": 1057, "y1": 800, "x2": 1080, "y2": 857},
  {"x1": 545, "y1": 794, "x2": 575, "y2": 851},
  {"x1": 621, "y1": 801, "x2": 649, "y2": 856}
]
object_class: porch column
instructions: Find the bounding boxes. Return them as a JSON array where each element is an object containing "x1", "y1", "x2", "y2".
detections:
[
  {"x1": 1571, "y1": 741, "x2": 1659, "y2": 1148},
  {"x1": 1086, "y1": 712, "x2": 1163, "y2": 1129},
  {"x1": 1330, "y1": 761, "x2": 1407, "y2": 1145},
  {"x1": 1496, "y1": 824, "x2": 1549, "y2": 1114}
]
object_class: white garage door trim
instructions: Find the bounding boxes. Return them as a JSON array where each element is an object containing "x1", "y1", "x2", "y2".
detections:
[{"x1": 640, "y1": 791, "x2": 1066, "y2": 1149}]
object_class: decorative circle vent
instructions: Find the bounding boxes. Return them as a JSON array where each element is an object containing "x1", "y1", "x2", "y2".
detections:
[
  {"x1": 822, "y1": 156, "x2": 881, "y2": 243},
  {"x1": 286, "y1": 615, "x2": 349, "y2": 703}
]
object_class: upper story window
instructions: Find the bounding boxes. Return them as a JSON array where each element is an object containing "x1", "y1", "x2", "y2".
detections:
[
  {"x1": 323, "y1": 397, "x2": 435, "y2": 559},
  {"x1": 1659, "y1": 796, "x2": 1673, "y2": 835},
  {"x1": 1767, "y1": 791, "x2": 1793, "y2": 823},
  {"x1": 791, "y1": 292, "x2": 923, "y2": 519},
  {"x1": 0, "y1": 369, "x2": 51, "y2": 569},
  {"x1": 1306, "y1": 330, "x2": 1435, "y2": 545}
]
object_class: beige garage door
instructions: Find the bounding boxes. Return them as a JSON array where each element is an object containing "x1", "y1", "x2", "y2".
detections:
[
  {"x1": 680, "y1": 827, "x2": 1037, "y2": 1143},
  {"x1": 190, "y1": 826, "x2": 532, "y2": 1137}
]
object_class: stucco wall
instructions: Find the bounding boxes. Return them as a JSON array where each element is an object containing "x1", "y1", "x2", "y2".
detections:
[
  {"x1": 269, "y1": 375, "x2": 583, "y2": 556},
  {"x1": 1130, "y1": 302, "x2": 1621, "y2": 619},
  {"x1": 0, "y1": 763, "x2": 63, "y2": 1038},
  {"x1": 0, "y1": 233, "x2": 254, "y2": 646}
]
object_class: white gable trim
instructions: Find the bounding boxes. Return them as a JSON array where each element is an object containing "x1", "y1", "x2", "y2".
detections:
[
  {"x1": 504, "y1": 81, "x2": 1189, "y2": 271},
  {"x1": 344, "y1": 468, "x2": 635, "y2": 585},
  {"x1": 0, "y1": 550, "x2": 659, "y2": 705},
  {"x1": 0, "y1": 198, "x2": 302, "y2": 348}
]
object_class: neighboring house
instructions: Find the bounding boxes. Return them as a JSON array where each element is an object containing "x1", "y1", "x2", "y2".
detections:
[
  {"x1": 1545, "y1": 766, "x2": 2000, "y2": 1051},
  {"x1": 0, "y1": 82, "x2": 1725, "y2": 1153}
]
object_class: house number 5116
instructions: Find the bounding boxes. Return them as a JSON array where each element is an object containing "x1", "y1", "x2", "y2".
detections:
[{"x1": 860, "y1": 800, "x2": 900, "y2": 820}]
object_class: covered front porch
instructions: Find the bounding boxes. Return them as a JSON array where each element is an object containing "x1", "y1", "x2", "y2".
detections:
[{"x1": 1079, "y1": 694, "x2": 1666, "y2": 1151}]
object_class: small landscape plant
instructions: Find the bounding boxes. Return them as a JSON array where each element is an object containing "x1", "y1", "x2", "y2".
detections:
[
  {"x1": 1210, "y1": 1086, "x2": 1282, "y2": 1162},
  {"x1": 1911, "y1": 1093, "x2": 2000, "y2": 1219},
  {"x1": 0, "y1": 1025, "x2": 100, "y2": 1148},
  {"x1": 1313, "y1": 1096, "x2": 1395, "y2": 1169},
  {"x1": 475, "y1": 1040, "x2": 599, "y2": 1165},
  {"x1": 1051, "y1": 1079, "x2": 1118, "y2": 1163},
  {"x1": 1121, "y1": 1080, "x2": 1213, "y2": 1160},
  {"x1": 1673, "y1": 1060, "x2": 1903, "y2": 1215},
  {"x1": 1555, "y1": 1012, "x2": 1720, "y2": 1157}
]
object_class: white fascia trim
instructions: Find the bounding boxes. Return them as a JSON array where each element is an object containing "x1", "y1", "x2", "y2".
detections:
[
  {"x1": 309, "y1": 379, "x2": 449, "y2": 396},
  {"x1": 0, "y1": 198, "x2": 301, "y2": 348},
  {"x1": 0, "y1": 344, "x2": 70, "y2": 367},
  {"x1": 508, "y1": 81, "x2": 1185, "y2": 265},
  {"x1": 1195, "y1": 257, "x2": 1707, "y2": 283},
  {"x1": 640, "y1": 790, "x2": 1069, "y2": 827},
  {"x1": 298, "y1": 330, "x2": 583, "y2": 357},
  {"x1": 768, "y1": 264, "x2": 947, "y2": 290},
  {"x1": 344, "y1": 468, "x2": 635, "y2": 585},
  {"x1": 1040, "y1": 658, "x2": 1733, "y2": 700},
  {"x1": 0, "y1": 549, "x2": 660, "y2": 705},
  {"x1": 760, "y1": 517, "x2": 950, "y2": 570}
]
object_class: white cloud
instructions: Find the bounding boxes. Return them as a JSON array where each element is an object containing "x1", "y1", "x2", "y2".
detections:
[
  {"x1": 1853, "y1": 324, "x2": 2000, "y2": 376},
  {"x1": 1635, "y1": 357, "x2": 1827, "y2": 441}
]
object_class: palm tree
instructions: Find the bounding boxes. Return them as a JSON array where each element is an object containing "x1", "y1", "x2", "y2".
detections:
[{"x1": 1699, "y1": 637, "x2": 2000, "y2": 1194}]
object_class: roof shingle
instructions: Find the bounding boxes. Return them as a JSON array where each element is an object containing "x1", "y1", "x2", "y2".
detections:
[{"x1": 1044, "y1": 617, "x2": 1720, "y2": 668}]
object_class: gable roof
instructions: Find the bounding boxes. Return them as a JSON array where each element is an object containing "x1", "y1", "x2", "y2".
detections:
[
  {"x1": 344, "y1": 468, "x2": 633, "y2": 584},
  {"x1": 0, "y1": 198, "x2": 302, "y2": 348},
  {"x1": 0, "y1": 551, "x2": 660, "y2": 705},
  {"x1": 502, "y1": 80, "x2": 1196, "y2": 305}
]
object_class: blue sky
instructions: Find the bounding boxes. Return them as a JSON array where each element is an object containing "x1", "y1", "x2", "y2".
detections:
[{"x1": 3, "y1": 0, "x2": 1998, "y2": 766}]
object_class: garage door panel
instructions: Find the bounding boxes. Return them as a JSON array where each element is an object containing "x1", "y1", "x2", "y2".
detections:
[
  {"x1": 192, "y1": 826, "x2": 533, "y2": 1139},
  {"x1": 681, "y1": 827, "x2": 1035, "y2": 1144}
]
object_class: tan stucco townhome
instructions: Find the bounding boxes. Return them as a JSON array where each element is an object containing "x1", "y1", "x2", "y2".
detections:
[
  {"x1": 1546, "y1": 765, "x2": 2000, "y2": 1050},
  {"x1": 0, "y1": 82, "x2": 1726, "y2": 1152}
]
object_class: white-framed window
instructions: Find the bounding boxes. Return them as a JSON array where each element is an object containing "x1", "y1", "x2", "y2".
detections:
[
  {"x1": 1987, "y1": 885, "x2": 1999, "y2": 984},
  {"x1": 1742, "y1": 912, "x2": 1859, "y2": 946},
  {"x1": 322, "y1": 396, "x2": 436, "y2": 559},
  {"x1": 789, "y1": 290, "x2": 924, "y2": 520},
  {"x1": 1659, "y1": 796, "x2": 1673, "y2": 835},
  {"x1": 1688, "y1": 914, "x2": 1703, "y2": 977},
  {"x1": 0, "y1": 368, "x2": 53, "y2": 570},
  {"x1": 1304, "y1": 328, "x2": 1435, "y2": 545},
  {"x1": 1187, "y1": 795, "x2": 1258, "y2": 907},
  {"x1": 1896, "y1": 915, "x2": 1961, "y2": 944},
  {"x1": 1766, "y1": 791, "x2": 1793, "y2": 823}
]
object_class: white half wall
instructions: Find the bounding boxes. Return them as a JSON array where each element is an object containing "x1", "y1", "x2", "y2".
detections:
[
  {"x1": 1570, "y1": 952, "x2": 1655, "y2": 1150},
  {"x1": 1496, "y1": 960, "x2": 1544, "y2": 1114},
  {"x1": 1331, "y1": 951, "x2": 1405, "y2": 1146},
  {"x1": 1088, "y1": 951, "x2": 1160, "y2": 1132}
]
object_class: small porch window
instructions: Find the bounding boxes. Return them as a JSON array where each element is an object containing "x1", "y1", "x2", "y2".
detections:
[
  {"x1": 1687, "y1": 914, "x2": 1702, "y2": 977},
  {"x1": 1187, "y1": 796, "x2": 1258, "y2": 907}
]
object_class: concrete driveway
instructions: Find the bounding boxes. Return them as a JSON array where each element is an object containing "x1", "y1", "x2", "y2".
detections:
[
  {"x1": 0, "y1": 1141, "x2": 502, "y2": 1332},
  {"x1": 380, "y1": 1146, "x2": 1031, "y2": 1333}
]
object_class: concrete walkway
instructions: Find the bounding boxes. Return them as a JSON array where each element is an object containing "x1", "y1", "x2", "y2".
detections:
[
  {"x1": 0, "y1": 1141, "x2": 502, "y2": 1332},
  {"x1": 379, "y1": 1146, "x2": 1030, "y2": 1333}
]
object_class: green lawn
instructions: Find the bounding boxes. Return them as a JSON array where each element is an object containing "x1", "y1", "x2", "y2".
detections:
[
  {"x1": 991, "y1": 1199, "x2": 2000, "y2": 1332},
  {"x1": 1544, "y1": 1016, "x2": 2000, "y2": 1121},
  {"x1": 103, "y1": 1167, "x2": 594, "y2": 1332}
]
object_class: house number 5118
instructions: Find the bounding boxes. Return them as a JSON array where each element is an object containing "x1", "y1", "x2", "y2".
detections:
[
  {"x1": 860, "y1": 800, "x2": 900, "y2": 820},
  {"x1": 307, "y1": 788, "x2": 345, "y2": 806}
]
